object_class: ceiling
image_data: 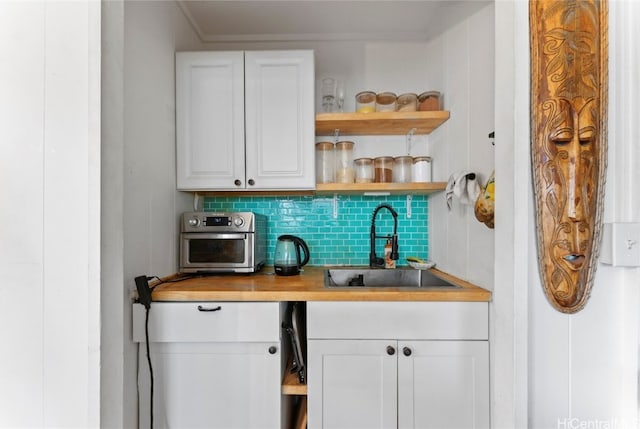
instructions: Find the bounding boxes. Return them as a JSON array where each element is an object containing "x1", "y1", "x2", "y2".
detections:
[{"x1": 177, "y1": 1, "x2": 491, "y2": 43}]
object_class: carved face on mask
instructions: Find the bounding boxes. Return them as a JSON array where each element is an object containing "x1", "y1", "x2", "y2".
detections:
[{"x1": 530, "y1": 0, "x2": 607, "y2": 313}]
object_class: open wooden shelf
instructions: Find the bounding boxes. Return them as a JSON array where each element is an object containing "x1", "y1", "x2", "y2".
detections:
[
  {"x1": 315, "y1": 111, "x2": 450, "y2": 136},
  {"x1": 315, "y1": 181, "x2": 447, "y2": 195}
]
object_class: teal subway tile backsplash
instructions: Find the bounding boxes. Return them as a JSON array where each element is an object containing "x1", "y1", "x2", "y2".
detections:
[{"x1": 204, "y1": 195, "x2": 429, "y2": 266}]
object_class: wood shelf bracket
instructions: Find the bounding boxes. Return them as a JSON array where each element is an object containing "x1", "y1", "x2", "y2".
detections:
[{"x1": 405, "y1": 127, "x2": 417, "y2": 155}]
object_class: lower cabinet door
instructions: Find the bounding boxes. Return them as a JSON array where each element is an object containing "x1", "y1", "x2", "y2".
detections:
[
  {"x1": 307, "y1": 339, "x2": 398, "y2": 429},
  {"x1": 138, "y1": 341, "x2": 281, "y2": 429},
  {"x1": 397, "y1": 341, "x2": 490, "y2": 429}
]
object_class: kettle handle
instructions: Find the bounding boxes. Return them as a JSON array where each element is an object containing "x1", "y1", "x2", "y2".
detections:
[
  {"x1": 295, "y1": 237, "x2": 310, "y2": 267},
  {"x1": 279, "y1": 235, "x2": 310, "y2": 268}
]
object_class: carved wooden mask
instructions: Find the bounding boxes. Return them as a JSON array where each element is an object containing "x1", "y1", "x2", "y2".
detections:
[{"x1": 530, "y1": 0, "x2": 608, "y2": 313}]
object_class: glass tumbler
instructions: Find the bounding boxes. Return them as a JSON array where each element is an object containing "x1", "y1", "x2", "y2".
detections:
[{"x1": 321, "y1": 77, "x2": 337, "y2": 112}]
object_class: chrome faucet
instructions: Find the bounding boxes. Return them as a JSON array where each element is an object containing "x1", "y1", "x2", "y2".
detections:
[{"x1": 369, "y1": 204, "x2": 399, "y2": 268}]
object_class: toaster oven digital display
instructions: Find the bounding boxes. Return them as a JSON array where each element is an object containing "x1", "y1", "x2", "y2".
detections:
[{"x1": 205, "y1": 216, "x2": 230, "y2": 227}]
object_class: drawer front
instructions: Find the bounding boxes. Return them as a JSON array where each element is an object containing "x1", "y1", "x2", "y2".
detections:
[
  {"x1": 307, "y1": 301, "x2": 488, "y2": 340},
  {"x1": 133, "y1": 302, "x2": 280, "y2": 343}
]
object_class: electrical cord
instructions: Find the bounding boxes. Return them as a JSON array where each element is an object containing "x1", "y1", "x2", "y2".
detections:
[
  {"x1": 137, "y1": 272, "x2": 197, "y2": 429},
  {"x1": 145, "y1": 305, "x2": 154, "y2": 429}
]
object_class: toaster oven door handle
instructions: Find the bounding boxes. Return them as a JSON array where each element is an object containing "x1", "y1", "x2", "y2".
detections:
[{"x1": 197, "y1": 305, "x2": 222, "y2": 312}]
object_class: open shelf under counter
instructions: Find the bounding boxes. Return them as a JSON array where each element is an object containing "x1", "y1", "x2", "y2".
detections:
[
  {"x1": 315, "y1": 182, "x2": 447, "y2": 195},
  {"x1": 315, "y1": 111, "x2": 450, "y2": 136}
]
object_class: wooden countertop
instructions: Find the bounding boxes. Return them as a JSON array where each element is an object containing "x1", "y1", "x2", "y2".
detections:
[{"x1": 150, "y1": 267, "x2": 491, "y2": 302}]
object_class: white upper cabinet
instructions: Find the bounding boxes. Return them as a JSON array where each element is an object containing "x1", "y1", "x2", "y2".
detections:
[{"x1": 176, "y1": 50, "x2": 315, "y2": 191}]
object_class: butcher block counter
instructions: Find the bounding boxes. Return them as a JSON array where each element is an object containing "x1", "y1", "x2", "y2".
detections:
[{"x1": 150, "y1": 266, "x2": 491, "y2": 302}]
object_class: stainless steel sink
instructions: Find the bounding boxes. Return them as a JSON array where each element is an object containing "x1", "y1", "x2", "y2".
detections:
[{"x1": 324, "y1": 268, "x2": 460, "y2": 288}]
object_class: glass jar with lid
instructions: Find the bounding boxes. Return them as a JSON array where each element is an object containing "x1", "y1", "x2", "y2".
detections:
[
  {"x1": 315, "y1": 142, "x2": 335, "y2": 183},
  {"x1": 393, "y1": 156, "x2": 413, "y2": 183},
  {"x1": 355, "y1": 91, "x2": 376, "y2": 113},
  {"x1": 374, "y1": 156, "x2": 394, "y2": 183},
  {"x1": 396, "y1": 93, "x2": 418, "y2": 112},
  {"x1": 375, "y1": 92, "x2": 397, "y2": 112},
  {"x1": 412, "y1": 156, "x2": 432, "y2": 182},
  {"x1": 335, "y1": 141, "x2": 355, "y2": 184},
  {"x1": 354, "y1": 158, "x2": 374, "y2": 183}
]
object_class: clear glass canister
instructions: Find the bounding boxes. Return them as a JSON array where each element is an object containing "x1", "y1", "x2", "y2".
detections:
[
  {"x1": 374, "y1": 156, "x2": 394, "y2": 183},
  {"x1": 335, "y1": 141, "x2": 355, "y2": 183},
  {"x1": 393, "y1": 156, "x2": 413, "y2": 183},
  {"x1": 355, "y1": 91, "x2": 376, "y2": 113},
  {"x1": 396, "y1": 93, "x2": 418, "y2": 112},
  {"x1": 354, "y1": 158, "x2": 374, "y2": 183},
  {"x1": 412, "y1": 156, "x2": 432, "y2": 182},
  {"x1": 376, "y1": 92, "x2": 397, "y2": 112},
  {"x1": 315, "y1": 142, "x2": 335, "y2": 183},
  {"x1": 418, "y1": 91, "x2": 441, "y2": 111}
]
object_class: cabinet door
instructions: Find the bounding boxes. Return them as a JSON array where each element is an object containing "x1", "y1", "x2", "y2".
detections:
[
  {"x1": 138, "y1": 342, "x2": 281, "y2": 429},
  {"x1": 307, "y1": 339, "x2": 397, "y2": 429},
  {"x1": 244, "y1": 50, "x2": 315, "y2": 190},
  {"x1": 176, "y1": 51, "x2": 245, "y2": 190},
  {"x1": 397, "y1": 341, "x2": 490, "y2": 429}
]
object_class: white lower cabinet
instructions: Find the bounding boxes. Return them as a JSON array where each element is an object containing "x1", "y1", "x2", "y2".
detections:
[
  {"x1": 306, "y1": 302, "x2": 490, "y2": 429},
  {"x1": 133, "y1": 302, "x2": 282, "y2": 429}
]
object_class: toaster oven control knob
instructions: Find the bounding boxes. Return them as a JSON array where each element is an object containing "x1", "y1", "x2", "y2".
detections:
[
  {"x1": 233, "y1": 216, "x2": 244, "y2": 227},
  {"x1": 188, "y1": 218, "x2": 200, "y2": 227}
]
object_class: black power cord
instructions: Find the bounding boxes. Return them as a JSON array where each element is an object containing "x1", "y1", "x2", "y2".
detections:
[
  {"x1": 135, "y1": 275, "x2": 154, "y2": 429},
  {"x1": 144, "y1": 306, "x2": 154, "y2": 429},
  {"x1": 134, "y1": 273, "x2": 196, "y2": 429}
]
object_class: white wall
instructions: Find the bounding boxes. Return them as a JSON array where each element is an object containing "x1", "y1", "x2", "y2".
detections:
[
  {"x1": 495, "y1": 1, "x2": 640, "y2": 428},
  {"x1": 427, "y1": 4, "x2": 496, "y2": 290},
  {"x1": 101, "y1": 1, "x2": 201, "y2": 427},
  {"x1": 0, "y1": 1, "x2": 101, "y2": 427}
]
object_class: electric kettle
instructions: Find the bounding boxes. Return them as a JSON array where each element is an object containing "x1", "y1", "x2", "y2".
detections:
[{"x1": 274, "y1": 235, "x2": 310, "y2": 276}]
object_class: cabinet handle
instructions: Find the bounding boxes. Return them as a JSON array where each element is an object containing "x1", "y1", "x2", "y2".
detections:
[
  {"x1": 247, "y1": 179, "x2": 255, "y2": 186},
  {"x1": 402, "y1": 347, "x2": 412, "y2": 356},
  {"x1": 386, "y1": 346, "x2": 396, "y2": 355},
  {"x1": 234, "y1": 179, "x2": 242, "y2": 186},
  {"x1": 268, "y1": 346, "x2": 277, "y2": 355},
  {"x1": 197, "y1": 305, "x2": 222, "y2": 312}
]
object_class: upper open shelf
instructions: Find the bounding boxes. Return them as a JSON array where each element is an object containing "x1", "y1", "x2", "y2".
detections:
[{"x1": 315, "y1": 111, "x2": 450, "y2": 136}]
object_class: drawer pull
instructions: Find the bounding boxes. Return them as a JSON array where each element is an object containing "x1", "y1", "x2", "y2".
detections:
[{"x1": 197, "y1": 305, "x2": 222, "y2": 312}]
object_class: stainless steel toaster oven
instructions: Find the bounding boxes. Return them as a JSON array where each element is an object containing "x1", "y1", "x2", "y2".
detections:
[{"x1": 179, "y1": 211, "x2": 267, "y2": 273}]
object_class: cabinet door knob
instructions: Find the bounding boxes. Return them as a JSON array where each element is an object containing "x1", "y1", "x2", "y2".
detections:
[
  {"x1": 247, "y1": 179, "x2": 255, "y2": 186},
  {"x1": 386, "y1": 346, "x2": 396, "y2": 355},
  {"x1": 234, "y1": 179, "x2": 242, "y2": 186},
  {"x1": 268, "y1": 346, "x2": 277, "y2": 355},
  {"x1": 402, "y1": 347, "x2": 412, "y2": 356}
]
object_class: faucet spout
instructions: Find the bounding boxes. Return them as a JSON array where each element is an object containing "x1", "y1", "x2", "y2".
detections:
[{"x1": 370, "y1": 204, "x2": 399, "y2": 268}]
